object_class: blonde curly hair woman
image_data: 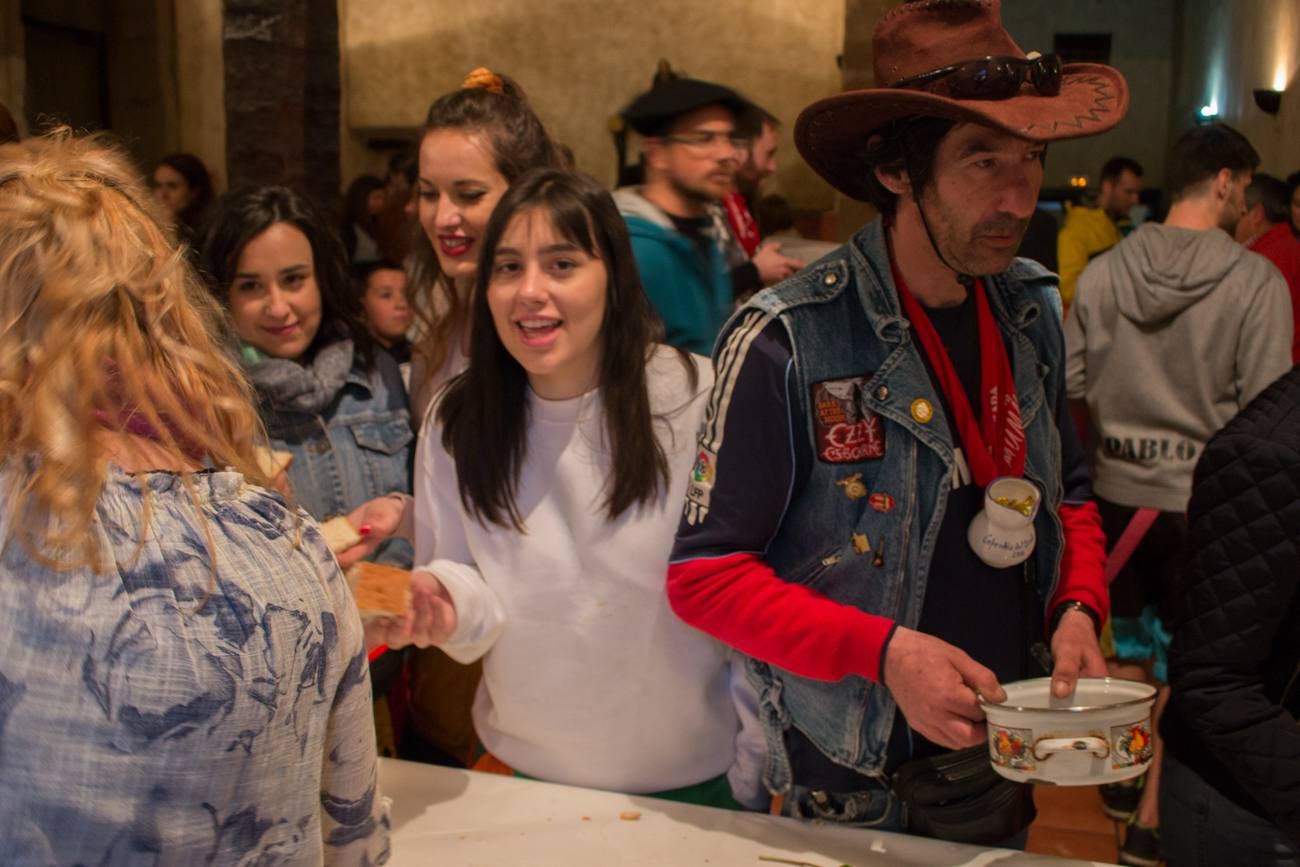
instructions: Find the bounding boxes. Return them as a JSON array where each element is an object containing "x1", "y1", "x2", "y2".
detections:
[{"x1": 0, "y1": 130, "x2": 389, "y2": 864}]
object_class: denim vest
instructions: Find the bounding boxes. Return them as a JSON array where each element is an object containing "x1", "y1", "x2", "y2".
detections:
[
  {"x1": 737, "y1": 218, "x2": 1067, "y2": 792},
  {"x1": 256, "y1": 349, "x2": 414, "y2": 567}
]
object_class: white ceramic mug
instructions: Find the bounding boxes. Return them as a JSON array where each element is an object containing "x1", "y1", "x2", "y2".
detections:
[{"x1": 967, "y1": 477, "x2": 1041, "y2": 568}]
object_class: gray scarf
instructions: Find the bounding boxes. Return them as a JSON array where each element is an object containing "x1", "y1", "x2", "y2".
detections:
[{"x1": 243, "y1": 339, "x2": 355, "y2": 415}]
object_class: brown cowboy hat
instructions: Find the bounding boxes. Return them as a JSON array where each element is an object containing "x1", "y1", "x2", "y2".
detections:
[{"x1": 796, "y1": 0, "x2": 1129, "y2": 202}]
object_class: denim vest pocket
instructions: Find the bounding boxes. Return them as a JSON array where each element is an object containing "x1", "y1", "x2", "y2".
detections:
[
  {"x1": 351, "y1": 418, "x2": 414, "y2": 455},
  {"x1": 349, "y1": 416, "x2": 414, "y2": 495},
  {"x1": 780, "y1": 669, "x2": 872, "y2": 766}
]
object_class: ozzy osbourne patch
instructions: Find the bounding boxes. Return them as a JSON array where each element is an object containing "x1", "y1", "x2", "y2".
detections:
[{"x1": 810, "y1": 375, "x2": 886, "y2": 464}]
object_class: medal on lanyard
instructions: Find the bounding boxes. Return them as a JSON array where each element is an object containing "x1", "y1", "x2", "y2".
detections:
[{"x1": 892, "y1": 267, "x2": 1036, "y2": 567}]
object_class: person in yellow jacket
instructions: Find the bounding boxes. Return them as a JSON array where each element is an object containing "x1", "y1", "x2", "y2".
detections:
[{"x1": 1058, "y1": 156, "x2": 1143, "y2": 308}]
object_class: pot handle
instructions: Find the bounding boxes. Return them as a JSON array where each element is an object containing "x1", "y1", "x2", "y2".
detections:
[{"x1": 1032, "y1": 736, "x2": 1110, "y2": 762}]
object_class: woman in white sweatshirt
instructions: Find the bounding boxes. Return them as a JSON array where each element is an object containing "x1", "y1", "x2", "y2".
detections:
[{"x1": 380, "y1": 168, "x2": 763, "y2": 808}]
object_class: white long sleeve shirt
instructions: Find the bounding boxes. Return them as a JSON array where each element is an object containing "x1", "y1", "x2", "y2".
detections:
[{"x1": 413, "y1": 347, "x2": 763, "y2": 798}]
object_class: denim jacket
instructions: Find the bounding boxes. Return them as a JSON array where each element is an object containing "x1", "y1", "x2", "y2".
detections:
[
  {"x1": 737, "y1": 218, "x2": 1068, "y2": 793},
  {"x1": 251, "y1": 345, "x2": 414, "y2": 567}
]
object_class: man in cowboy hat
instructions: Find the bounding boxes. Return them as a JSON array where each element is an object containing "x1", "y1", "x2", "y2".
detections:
[{"x1": 668, "y1": 0, "x2": 1121, "y2": 841}]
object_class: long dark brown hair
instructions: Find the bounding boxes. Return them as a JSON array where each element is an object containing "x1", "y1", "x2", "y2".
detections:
[
  {"x1": 408, "y1": 72, "x2": 559, "y2": 400},
  {"x1": 197, "y1": 185, "x2": 375, "y2": 369},
  {"x1": 155, "y1": 152, "x2": 214, "y2": 233},
  {"x1": 438, "y1": 168, "x2": 696, "y2": 530}
]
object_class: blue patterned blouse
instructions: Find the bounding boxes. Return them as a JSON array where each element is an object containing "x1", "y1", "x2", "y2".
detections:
[{"x1": 0, "y1": 467, "x2": 390, "y2": 865}]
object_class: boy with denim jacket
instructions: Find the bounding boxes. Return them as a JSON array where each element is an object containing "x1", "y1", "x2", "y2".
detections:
[{"x1": 668, "y1": 0, "x2": 1120, "y2": 841}]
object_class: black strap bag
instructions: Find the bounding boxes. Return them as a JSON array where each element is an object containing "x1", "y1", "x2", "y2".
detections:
[{"x1": 891, "y1": 745, "x2": 1032, "y2": 845}]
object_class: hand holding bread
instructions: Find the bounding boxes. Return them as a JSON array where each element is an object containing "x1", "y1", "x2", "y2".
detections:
[
  {"x1": 346, "y1": 561, "x2": 413, "y2": 621},
  {"x1": 361, "y1": 569, "x2": 457, "y2": 650},
  {"x1": 335, "y1": 494, "x2": 411, "y2": 569},
  {"x1": 253, "y1": 446, "x2": 293, "y2": 494}
]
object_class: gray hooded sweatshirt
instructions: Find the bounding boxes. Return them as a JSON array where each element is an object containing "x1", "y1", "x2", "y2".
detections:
[{"x1": 1065, "y1": 222, "x2": 1292, "y2": 512}]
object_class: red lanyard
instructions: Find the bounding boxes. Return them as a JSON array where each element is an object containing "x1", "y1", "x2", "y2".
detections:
[
  {"x1": 891, "y1": 264, "x2": 1026, "y2": 487},
  {"x1": 722, "y1": 191, "x2": 760, "y2": 256}
]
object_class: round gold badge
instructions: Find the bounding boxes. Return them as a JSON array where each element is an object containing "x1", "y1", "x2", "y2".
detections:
[{"x1": 911, "y1": 398, "x2": 934, "y2": 424}]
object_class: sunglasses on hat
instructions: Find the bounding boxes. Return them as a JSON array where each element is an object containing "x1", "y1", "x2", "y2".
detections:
[{"x1": 892, "y1": 52, "x2": 1063, "y2": 100}]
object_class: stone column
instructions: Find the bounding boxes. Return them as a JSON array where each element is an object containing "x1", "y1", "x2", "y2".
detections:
[
  {"x1": 0, "y1": 1, "x2": 25, "y2": 131},
  {"x1": 222, "y1": 0, "x2": 339, "y2": 214}
]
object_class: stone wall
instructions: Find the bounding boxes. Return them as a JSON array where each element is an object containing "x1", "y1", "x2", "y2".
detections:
[
  {"x1": 339, "y1": 0, "x2": 845, "y2": 211},
  {"x1": 18, "y1": 0, "x2": 1297, "y2": 214},
  {"x1": 224, "y1": 0, "x2": 340, "y2": 211},
  {"x1": 0, "y1": 1, "x2": 24, "y2": 129}
]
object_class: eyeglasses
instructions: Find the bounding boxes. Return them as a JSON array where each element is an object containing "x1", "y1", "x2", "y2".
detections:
[
  {"x1": 892, "y1": 53, "x2": 1063, "y2": 100},
  {"x1": 661, "y1": 130, "x2": 749, "y2": 152}
]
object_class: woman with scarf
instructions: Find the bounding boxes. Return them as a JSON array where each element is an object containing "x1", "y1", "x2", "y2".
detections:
[{"x1": 199, "y1": 186, "x2": 414, "y2": 734}]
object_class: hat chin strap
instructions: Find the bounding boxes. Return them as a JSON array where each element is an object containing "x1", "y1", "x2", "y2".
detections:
[
  {"x1": 913, "y1": 189, "x2": 979, "y2": 290},
  {"x1": 902, "y1": 140, "x2": 979, "y2": 290}
]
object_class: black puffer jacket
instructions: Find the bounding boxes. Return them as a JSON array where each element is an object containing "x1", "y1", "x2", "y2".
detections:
[{"x1": 1161, "y1": 366, "x2": 1300, "y2": 847}]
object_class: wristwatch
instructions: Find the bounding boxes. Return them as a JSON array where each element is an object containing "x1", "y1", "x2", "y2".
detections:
[{"x1": 1049, "y1": 599, "x2": 1102, "y2": 637}]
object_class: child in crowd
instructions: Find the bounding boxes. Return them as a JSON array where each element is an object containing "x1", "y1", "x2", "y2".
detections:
[
  {"x1": 0, "y1": 130, "x2": 387, "y2": 862},
  {"x1": 354, "y1": 259, "x2": 414, "y2": 366},
  {"x1": 406, "y1": 67, "x2": 560, "y2": 419},
  {"x1": 373, "y1": 168, "x2": 766, "y2": 808}
]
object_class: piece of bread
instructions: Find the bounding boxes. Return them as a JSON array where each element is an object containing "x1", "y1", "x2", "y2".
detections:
[
  {"x1": 346, "y1": 561, "x2": 412, "y2": 620},
  {"x1": 320, "y1": 515, "x2": 363, "y2": 553},
  {"x1": 254, "y1": 446, "x2": 294, "y2": 478}
]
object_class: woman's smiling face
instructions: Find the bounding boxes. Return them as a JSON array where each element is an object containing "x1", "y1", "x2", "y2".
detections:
[
  {"x1": 416, "y1": 129, "x2": 510, "y2": 286},
  {"x1": 487, "y1": 207, "x2": 608, "y2": 401},
  {"x1": 226, "y1": 221, "x2": 322, "y2": 361}
]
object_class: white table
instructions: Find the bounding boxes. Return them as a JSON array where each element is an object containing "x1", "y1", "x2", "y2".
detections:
[{"x1": 380, "y1": 758, "x2": 1118, "y2": 866}]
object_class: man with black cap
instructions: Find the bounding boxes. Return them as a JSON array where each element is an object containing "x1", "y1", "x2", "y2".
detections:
[
  {"x1": 667, "y1": 0, "x2": 1123, "y2": 845},
  {"x1": 614, "y1": 77, "x2": 802, "y2": 355}
]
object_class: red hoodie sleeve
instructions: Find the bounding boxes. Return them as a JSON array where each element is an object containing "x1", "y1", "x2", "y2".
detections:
[
  {"x1": 668, "y1": 553, "x2": 897, "y2": 683},
  {"x1": 1052, "y1": 344, "x2": 1109, "y2": 631},
  {"x1": 1048, "y1": 500, "x2": 1109, "y2": 631}
]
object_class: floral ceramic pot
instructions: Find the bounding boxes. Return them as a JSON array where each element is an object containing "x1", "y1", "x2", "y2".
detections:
[
  {"x1": 966, "y1": 477, "x2": 1040, "y2": 568},
  {"x1": 980, "y1": 677, "x2": 1157, "y2": 786}
]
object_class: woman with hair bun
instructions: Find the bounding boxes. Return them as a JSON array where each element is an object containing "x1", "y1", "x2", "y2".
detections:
[
  {"x1": 0, "y1": 130, "x2": 387, "y2": 863},
  {"x1": 407, "y1": 67, "x2": 561, "y2": 419},
  {"x1": 379, "y1": 68, "x2": 561, "y2": 768}
]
